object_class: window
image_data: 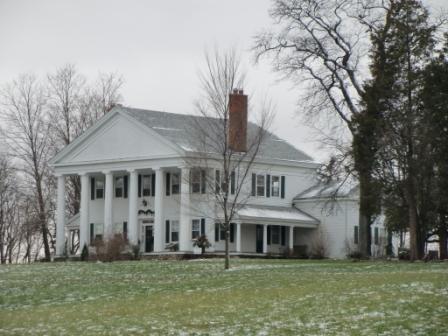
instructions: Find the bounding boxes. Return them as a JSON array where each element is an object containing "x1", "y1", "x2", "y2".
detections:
[
  {"x1": 256, "y1": 175, "x2": 265, "y2": 197},
  {"x1": 271, "y1": 176, "x2": 280, "y2": 197},
  {"x1": 191, "y1": 170, "x2": 201, "y2": 193},
  {"x1": 171, "y1": 220, "x2": 179, "y2": 242},
  {"x1": 123, "y1": 222, "x2": 128, "y2": 241},
  {"x1": 271, "y1": 226, "x2": 280, "y2": 244},
  {"x1": 215, "y1": 223, "x2": 235, "y2": 242},
  {"x1": 142, "y1": 175, "x2": 151, "y2": 197},
  {"x1": 215, "y1": 170, "x2": 236, "y2": 195},
  {"x1": 115, "y1": 176, "x2": 124, "y2": 198},
  {"x1": 191, "y1": 170, "x2": 206, "y2": 194},
  {"x1": 171, "y1": 173, "x2": 180, "y2": 195},
  {"x1": 354, "y1": 226, "x2": 359, "y2": 245},
  {"x1": 374, "y1": 227, "x2": 379, "y2": 245},
  {"x1": 192, "y1": 219, "x2": 201, "y2": 239},
  {"x1": 95, "y1": 179, "x2": 104, "y2": 199},
  {"x1": 90, "y1": 223, "x2": 103, "y2": 244}
]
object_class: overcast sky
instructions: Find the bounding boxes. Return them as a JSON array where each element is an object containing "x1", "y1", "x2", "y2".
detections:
[{"x1": 1, "y1": 0, "x2": 446, "y2": 162}]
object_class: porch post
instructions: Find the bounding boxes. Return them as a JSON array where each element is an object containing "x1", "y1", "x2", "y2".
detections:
[
  {"x1": 263, "y1": 224, "x2": 268, "y2": 253},
  {"x1": 79, "y1": 173, "x2": 90, "y2": 249},
  {"x1": 236, "y1": 222, "x2": 241, "y2": 253},
  {"x1": 289, "y1": 226, "x2": 294, "y2": 251},
  {"x1": 128, "y1": 169, "x2": 138, "y2": 245},
  {"x1": 179, "y1": 167, "x2": 190, "y2": 252},
  {"x1": 103, "y1": 171, "x2": 113, "y2": 239},
  {"x1": 153, "y1": 168, "x2": 164, "y2": 252},
  {"x1": 55, "y1": 174, "x2": 66, "y2": 256}
]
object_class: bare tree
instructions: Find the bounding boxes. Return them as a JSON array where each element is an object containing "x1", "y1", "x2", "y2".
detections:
[
  {"x1": 186, "y1": 49, "x2": 273, "y2": 269},
  {"x1": 47, "y1": 64, "x2": 86, "y2": 215},
  {"x1": 254, "y1": 0, "x2": 392, "y2": 257},
  {"x1": 0, "y1": 74, "x2": 53, "y2": 261}
]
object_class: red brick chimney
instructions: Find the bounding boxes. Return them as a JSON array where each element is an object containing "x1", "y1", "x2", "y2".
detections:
[{"x1": 228, "y1": 89, "x2": 248, "y2": 152}]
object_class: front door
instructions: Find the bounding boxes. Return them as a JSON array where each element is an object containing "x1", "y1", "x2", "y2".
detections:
[
  {"x1": 256, "y1": 225, "x2": 263, "y2": 253},
  {"x1": 145, "y1": 225, "x2": 154, "y2": 253}
]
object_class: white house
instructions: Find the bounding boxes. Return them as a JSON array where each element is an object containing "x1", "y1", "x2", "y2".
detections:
[{"x1": 50, "y1": 90, "x2": 385, "y2": 259}]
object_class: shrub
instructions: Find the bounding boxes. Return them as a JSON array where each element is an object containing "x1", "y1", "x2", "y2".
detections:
[
  {"x1": 398, "y1": 248, "x2": 410, "y2": 260},
  {"x1": 131, "y1": 242, "x2": 141, "y2": 260},
  {"x1": 348, "y1": 250, "x2": 363, "y2": 260},
  {"x1": 193, "y1": 235, "x2": 211, "y2": 254},
  {"x1": 95, "y1": 234, "x2": 127, "y2": 262},
  {"x1": 309, "y1": 229, "x2": 328, "y2": 259},
  {"x1": 80, "y1": 244, "x2": 89, "y2": 261}
]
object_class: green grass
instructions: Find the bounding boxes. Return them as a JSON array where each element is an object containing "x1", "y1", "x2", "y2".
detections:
[{"x1": 0, "y1": 259, "x2": 447, "y2": 335}]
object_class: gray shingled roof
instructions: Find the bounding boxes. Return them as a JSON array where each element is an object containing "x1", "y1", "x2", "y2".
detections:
[
  {"x1": 294, "y1": 180, "x2": 359, "y2": 200},
  {"x1": 119, "y1": 106, "x2": 314, "y2": 163}
]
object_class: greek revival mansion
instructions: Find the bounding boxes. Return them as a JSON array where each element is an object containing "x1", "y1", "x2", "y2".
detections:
[{"x1": 50, "y1": 91, "x2": 386, "y2": 259}]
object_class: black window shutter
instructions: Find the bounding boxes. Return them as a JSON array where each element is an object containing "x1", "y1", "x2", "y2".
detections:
[
  {"x1": 230, "y1": 223, "x2": 235, "y2": 243},
  {"x1": 166, "y1": 173, "x2": 171, "y2": 196},
  {"x1": 90, "y1": 177, "x2": 95, "y2": 200},
  {"x1": 281, "y1": 226, "x2": 286, "y2": 245},
  {"x1": 138, "y1": 174, "x2": 142, "y2": 197},
  {"x1": 165, "y1": 220, "x2": 170, "y2": 243},
  {"x1": 215, "y1": 223, "x2": 219, "y2": 242},
  {"x1": 251, "y1": 173, "x2": 256, "y2": 196},
  {"x1": 201, "y1": 170, "x2": 206, "y2": 194},
  {"x1": 266, "y1": 174, "x2": 271, "y2": 198},
  {"x1": 230, "y1": 171, "x2": 235, "y2": 195},
  {"x1": 267, "y1": 226, "x2": 271, "y2": 245},
  {"x1": 215, "y1": 170, "x2": 220, "y2": 193},
  {"x1": 123, "y1": 175, "x2": 128, "y2": 199},
  {"x1": 201, "y1": 218, "x2": 205, "y2": 236},
  {"x1": 281, "y1": 176, "x2": 285, "y2": 199},
  {"x1": 151, "y1": 174, "x2": 156, "y2": 196},
  {"x1": 90, "y1": 223, "x2": 94, "y2": 244}
]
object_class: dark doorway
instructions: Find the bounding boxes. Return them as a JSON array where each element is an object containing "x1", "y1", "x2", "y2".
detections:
[
  {"x1": 145, "y1": 225, "x2": 154, "y2": 253},
  {"x1": 256, "y1": 225, "x2": 263, "y2": 253}
]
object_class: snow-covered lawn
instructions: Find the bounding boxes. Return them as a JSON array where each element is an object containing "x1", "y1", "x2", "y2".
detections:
[{"x1": 0, "y1": 259, "x2": 447, "y2": 335}]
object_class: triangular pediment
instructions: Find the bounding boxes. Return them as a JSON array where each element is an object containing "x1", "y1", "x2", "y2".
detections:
[{"x1": 55, "y1": 112, "x2": 180, "y2": 165}]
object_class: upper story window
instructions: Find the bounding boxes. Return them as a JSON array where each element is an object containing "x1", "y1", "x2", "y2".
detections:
[
  {"x1": 271, "y1": 176, "x2": 280, "y2": 197},
  {"x1": 171, "y1": 173, "x2": 180, "y2": 194},
  {"x1": 191, "y1": 170, "x2": 206, "y2": 194},
  {"x1": 115, "y1": 176, "x2": 124, "y2": 198},
  {"x1": 142, "y1": 175, "x2": 152, "y2": 197},
  {"x1": 215, "y1": 170, "x2": 236, "y2": 195},
  {"x1": 252, "y1": 173, "x2": 285, "y2": 199},
  {"x1": 256, "y1": 175, "x2": 265, "y2": 197},
  {"x1": 95, "y1": 179, "x2": 104, "y2": 199}
]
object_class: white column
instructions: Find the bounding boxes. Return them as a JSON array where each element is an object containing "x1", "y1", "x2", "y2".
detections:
[
  {"x1": 263, "y1": 224, "x2": 268, "y2": 254},
  {"x1": 289, "y1": 226, "x2": 294, "y2": 250},
  {"x1": 179, "y1": 167, "x2": 190, "y2": 252},
  {"x1": 103, "y1": 171, "x2": 114, "y2": 239},
  {"x1": 79, "y1": 173, "x2": 90, "y2": 249},
  {"x1": 128, "y1": 169, "x2": 138, "y2": 245},
  {"x1": 236, "y1": 222, "x2": 241, "y2": 253},
  {"x1": 55, "y1": 175, "x2": 66, "y2": 256},
  {"x1": 153, "y1": 168, "x2": 164, "y2": 252}
]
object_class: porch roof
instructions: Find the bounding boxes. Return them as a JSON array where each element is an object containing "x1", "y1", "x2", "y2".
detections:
[{"x1": 237, "y1": 204, "x2": 319, "y2": 227}]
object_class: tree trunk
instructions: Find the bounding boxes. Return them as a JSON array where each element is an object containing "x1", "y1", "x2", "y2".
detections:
[
  {"x1": 358, "y1": 172, "x2": 372, "y2": 258},
  {"x1": 225, "y1": 224, "x2": 230, "y2": 270},
  {"x1": 438, "y1": 222, "x2": 447, "y2": 260},
  {"x1": 406, "y1": 182, "x2": 420, "y2": 260},
  {"x1": 36, "y1": 176, "x2": 51, "y2": 261}
]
